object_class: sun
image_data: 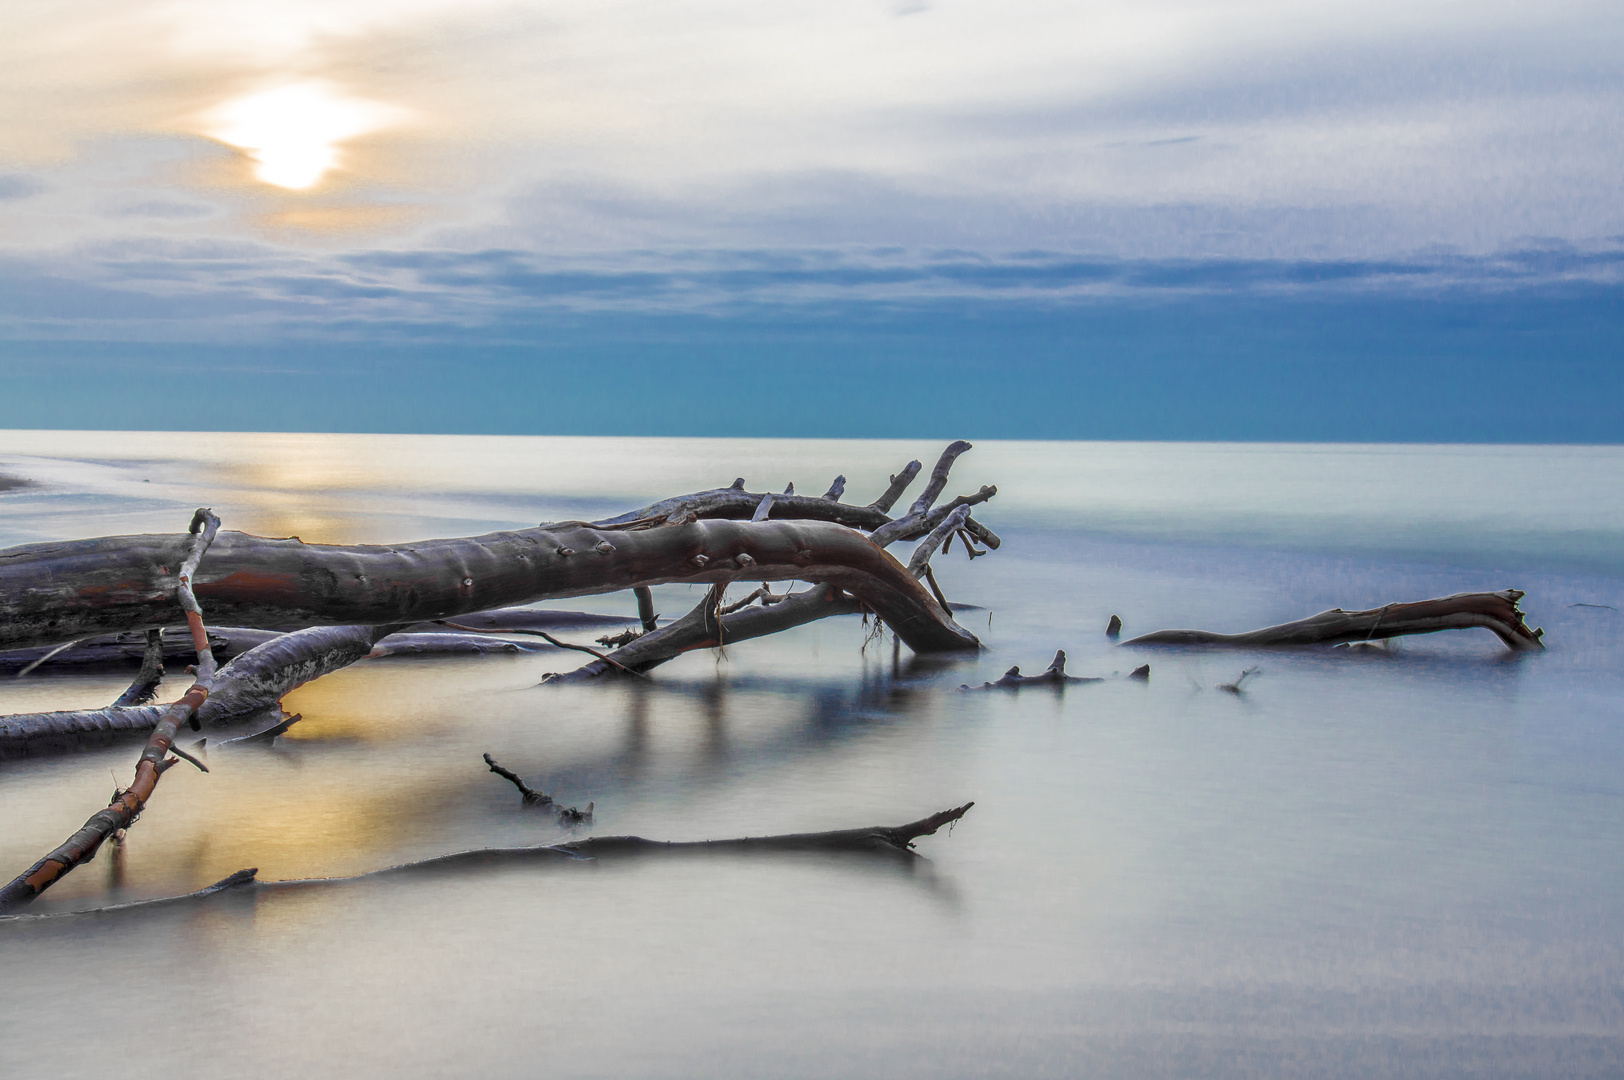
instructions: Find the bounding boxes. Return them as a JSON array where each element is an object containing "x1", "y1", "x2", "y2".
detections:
[{"x1": 204, "y1": 82, "x2": 402, "y2": 190}]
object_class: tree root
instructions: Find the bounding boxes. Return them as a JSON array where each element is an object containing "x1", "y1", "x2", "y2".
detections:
[{"x1": 1123, "y1": 590, "x2": 1544, "y2": 651}]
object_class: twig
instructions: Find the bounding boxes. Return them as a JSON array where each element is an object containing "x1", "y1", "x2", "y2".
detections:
[
  {"x1": 15, "y1": 639, "x2": 86, "y2": 679},
  {"x1": 483, "y1": 753, "x2": 552, "y2": 806},
  {"x1": 1218, "y1": 666, "x2": 1260, "y2": 694}
]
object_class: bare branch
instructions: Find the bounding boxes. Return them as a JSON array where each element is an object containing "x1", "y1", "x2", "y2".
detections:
[
  {"x1": 908, "y1": 506, "x2": 971, "y2": 578},
  {"x1": 869, "y1": 460, "x2": 922, "y2": 513}
]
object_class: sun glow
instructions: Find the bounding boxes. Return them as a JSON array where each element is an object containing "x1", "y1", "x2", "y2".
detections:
[{"x1": 205, "y1": 82, "x2": 402, "y2": 189}]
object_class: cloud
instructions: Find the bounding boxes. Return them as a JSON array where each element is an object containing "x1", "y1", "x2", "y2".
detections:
[
  {"x1": 0, "y1": 175, "x2": 42, "y2": 200},
  {"x1": 0, "y1": 238, "x2": 1617, "y2": 346}
]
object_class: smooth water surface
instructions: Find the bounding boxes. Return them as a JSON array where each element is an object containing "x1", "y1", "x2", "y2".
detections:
[{"x1": 1, "y1": 433, "x2": 1622, "y2": 1078}]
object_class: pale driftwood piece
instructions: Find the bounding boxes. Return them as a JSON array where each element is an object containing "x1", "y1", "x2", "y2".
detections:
[
  {"x1": 0, "y1": 621, "x2": 394, "y2": 907},
  {"x1": 959, "y1": 651, "x2": 1101, "y2": 690},
  {"x1": 0, "y1": 705, "x2": 167, "y2": 757},
  {"x1": 905, "y1": 440, "x2": 971, "y2": 519},
  {"x1": 0, "y1": 517, "x2": 977, "y2": 655},
  {"x1": 752, "y1": 493, "x2": 776, "y2": 522},
  {"x1": 1, "y1": 804, "x2": 976, "y2": 920},
  {"x1": 1124, "y1": 590, "x2": 1544, "y2": 652},
  {"x1": 869, "y1": 460, "x2": 922, "y2": 512},
  {"x1": 0, "y1": 623, "x2": 396, "y2": 758},
  {"x1": 908, "y1": 506, "x2": 971, "y2": 578}
]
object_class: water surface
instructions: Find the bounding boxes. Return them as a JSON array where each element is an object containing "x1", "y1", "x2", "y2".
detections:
[{"x1": 1, "y1": 433, "x2": 1622, "y2": 1078}]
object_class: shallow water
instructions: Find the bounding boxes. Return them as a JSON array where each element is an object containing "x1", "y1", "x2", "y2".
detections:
[{"x1": 1, "y1": 433, "x2": 1622, "y2": 1078}]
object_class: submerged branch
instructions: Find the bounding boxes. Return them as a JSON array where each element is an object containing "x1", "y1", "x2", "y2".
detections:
[
  {"x1": 2, "y1": 804, "x2": 976, "y2": 920},
  {"x1": 1124, "y1": 589, "x2": 1545, "y2": 652}
]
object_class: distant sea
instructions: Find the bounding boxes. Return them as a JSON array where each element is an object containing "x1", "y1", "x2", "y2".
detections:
[{"x1": 2, "y1": 432, "x2": 1622, "y2": 1079}]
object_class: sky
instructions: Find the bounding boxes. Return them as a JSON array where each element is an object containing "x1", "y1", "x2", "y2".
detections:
[{"x1": 0, "y1": 0, "x2": 1619, "y2": 439}]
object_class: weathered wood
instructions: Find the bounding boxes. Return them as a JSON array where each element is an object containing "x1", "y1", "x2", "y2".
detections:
[
  {"x1": 0, "y1": 518, "x2": 978, "y2": 655},
  {"x1": 110, "y1": 629, "x2": 166, "y2": 707},
  {"x1": 589, "y1": 448, "x2": 998, "y2": 548},
  {"x1": 960, "y1": 651, "x2": 1101, "y2": 690},
  {"x1": 0, "y1": 622, "x2": 394, "y2": 908},
  {"x1": 545, "y1": 583, "x2": 862, "y2": 682},
  {"x1": 1124, "y1": 590, "x2": 1544, "y2": 651},
  {"x1": 0, "y1": 804, "x2": 977, "y2": 920},
  {"x1": 546, "y1": 447, "x2": 999, "y2": 681}
]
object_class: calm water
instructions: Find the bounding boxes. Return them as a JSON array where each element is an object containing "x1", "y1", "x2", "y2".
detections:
[{"x1": 1, "y1": 432, "x2": 1623, "y2": 1078}]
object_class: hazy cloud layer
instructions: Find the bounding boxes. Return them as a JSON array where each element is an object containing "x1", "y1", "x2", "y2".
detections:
[
  {"x1": 0, "y1": 0, "x2": 1619, "y2": 340},
  {"x1": 0, "y1": 240, "x2": 1618, "y2": 343}
]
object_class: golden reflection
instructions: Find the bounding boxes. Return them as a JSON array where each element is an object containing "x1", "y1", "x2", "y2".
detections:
[
  {"x1": 260, "y1": 203, "x2": 424, "y2": 233},
  {"x1": 202, "y1": 82, "x2": 405, "y2": 190}
]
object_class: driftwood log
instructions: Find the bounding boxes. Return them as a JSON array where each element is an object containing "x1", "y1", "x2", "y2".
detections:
[
  {"x1": 1124, "y1": 590, "x2": 1544, "y2": 651},
  {"x1": 0, "y1": 517, "x2": 977, "y2": 655},
  {"x1": 0, "y1": 804, "x2": 975, "y2": 921},
  {"x1": 0, "y1": 444, "x2": 996, "y2": 911},
  {"x1": 544, "y1": 444, "x2": 995, "y2": 681}
]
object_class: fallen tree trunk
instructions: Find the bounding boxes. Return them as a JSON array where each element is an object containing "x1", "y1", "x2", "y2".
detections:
[
  {"x1": 0, "y1": 803, "x2": 976, "y2": 920},
  {"x1": 1123, "y1": 590, "x2": 1544, "y2": 651},
  {"x1": 0, "y1": 518, "x2": 977, "y2": 655}
]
